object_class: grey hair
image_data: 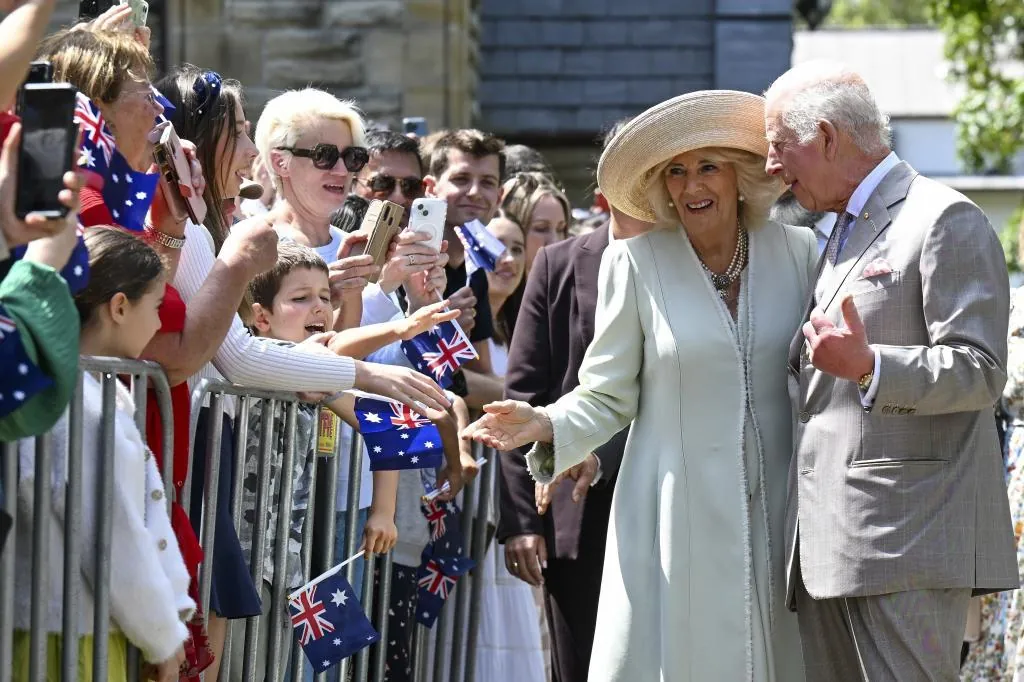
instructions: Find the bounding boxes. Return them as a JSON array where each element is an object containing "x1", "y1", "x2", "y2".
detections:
[
  {"x1": 645, "y1": 147, "x2": 783, "y2": 230},
  {"x1": 776, "y1": 68, "x2": 892, "y2": 154}
]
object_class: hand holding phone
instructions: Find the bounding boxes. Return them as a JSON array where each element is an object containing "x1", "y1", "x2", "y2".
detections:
[
  {"x1": 349, "y1": 199, "x2": 405, "y2": 284},
  {"x1": 15, "y1": 83, "x2": 79, "y2": 220},
  {"x1": 118, "y1": 0, "x2": 149, "y2": 26},
  {"x1": 408, "y1": 198, "x2": 447, "y2": 252},
  {"x1": 153, "y1": 125, "x2": 207, "y2": 225},
  {"x1": 402, "y1": 117, "x2": 429, "y2": 138},
  {"x1": 0, "y1": 122, "x2": 80, "y2": 255}
]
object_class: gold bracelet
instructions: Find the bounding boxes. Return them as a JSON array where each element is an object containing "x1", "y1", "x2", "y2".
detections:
[{"x1": 144, "y1": 224, "x2": 186, "y2": 250}]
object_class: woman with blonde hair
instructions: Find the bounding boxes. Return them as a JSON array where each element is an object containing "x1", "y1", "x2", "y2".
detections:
[
  {"x1": 500, "y1": 172, "x2": 572, "y2": 273},
  {"x1": 464, "y1": 91, "x2": 816, "y2": 681}
]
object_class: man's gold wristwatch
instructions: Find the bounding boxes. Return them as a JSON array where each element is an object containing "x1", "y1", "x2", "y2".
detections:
[{"x1": 857, "y1": 371, "x2": 874, "y2": 392}]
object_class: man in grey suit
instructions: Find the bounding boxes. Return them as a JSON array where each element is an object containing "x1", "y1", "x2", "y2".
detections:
[{"x1": 764, "y1": 60, "x2": 1018, "y2": 680}]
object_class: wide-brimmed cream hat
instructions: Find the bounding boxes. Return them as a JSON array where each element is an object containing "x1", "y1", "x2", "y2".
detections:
[{"x1": 598, "y1": 90, "x2": 771, "y2": 223}]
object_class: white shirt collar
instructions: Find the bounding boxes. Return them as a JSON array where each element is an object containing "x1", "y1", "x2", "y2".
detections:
[
  {"x1": 846, "y1": 151, "x2": 900, "y2": 220},
  {"x1": 815, "y1": 212, "x2": 836, "y2": 239}
]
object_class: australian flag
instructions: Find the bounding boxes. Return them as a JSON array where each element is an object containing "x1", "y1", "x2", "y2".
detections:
[
  {"x1": 354, "y1": 395, "x2": 444, "y2": 471},
  {"x1": 400, "y1": 319, "x2": 477, "y2": 389},
  {"x1": 419, "y1": 498, "x2": 466, "y2": 559},
  {"x1": 74, "y1": 93, "x2": 159, "y2": 232},
  {"x1": 454, "y1": 219, "x2": 506, "y2": 277},
  {"x1": 288, "y1": 569, "x2": 379, "y2": 672},
  {"x1": 415, "y1": 556, "x2": 474, "y2": 628}
]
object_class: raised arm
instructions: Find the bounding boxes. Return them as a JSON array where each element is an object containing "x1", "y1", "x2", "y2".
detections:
[{"x1": 464, "y1": 242, "x2": 645, "y2": 483}]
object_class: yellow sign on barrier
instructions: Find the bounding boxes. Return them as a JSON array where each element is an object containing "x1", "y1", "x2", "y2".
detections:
[{"x1": 317, "y1": 407, "x2": 340, "y2": 456}]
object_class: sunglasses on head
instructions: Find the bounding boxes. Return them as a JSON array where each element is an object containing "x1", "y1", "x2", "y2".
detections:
[
  {"x1": 275, "y1": 143, "x2": 369, "y2": 172},
  {"x1": 363, "y1": 174, "x2": 424, "y2": 198}
]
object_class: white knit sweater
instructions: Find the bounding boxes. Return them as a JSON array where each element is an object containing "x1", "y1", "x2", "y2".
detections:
[
  {"x1": 15, "y1": 373, "x2": 194, "y2": 664},
  {"x1": 174, "y1": 219, "x2": 357, "y2": 417}
]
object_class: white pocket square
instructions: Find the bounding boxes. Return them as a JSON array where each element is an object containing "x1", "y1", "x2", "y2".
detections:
[{"x1": 860, "y1": 258, "x2": 893, "y2": 279}]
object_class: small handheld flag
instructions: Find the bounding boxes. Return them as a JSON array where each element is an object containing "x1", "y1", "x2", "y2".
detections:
[
  {"x1": 415, "y1": 556, "x2": 475, "y2": 628},
  {"x1": 400, "y1": 319, "x2": 477, "y2": 389},
  {"x1": 288, "y1": 552, "x2": 379, "y2": 672},
  {"x1": 354, "y1": 395, "x2": 444, "y2": 471},
  {"x1": 454, "y1": 219, "x2": 506, "y2": 278}
]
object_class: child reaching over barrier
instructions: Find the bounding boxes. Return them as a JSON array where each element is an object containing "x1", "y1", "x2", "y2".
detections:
[
  {"x1": 14, "y1": 227, "x2": 193, "y2": 682},
  {"x1": 231, "y1": 242, "x2": 466, "y2": 678}
]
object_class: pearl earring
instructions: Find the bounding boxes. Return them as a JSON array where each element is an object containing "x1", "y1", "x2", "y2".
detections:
[
  {"x1": 739, "y1": 194, "x2": 746, "y2": 202},
  {"x1": 668, "y1": 200, "x2": 674, "y2": 207}
]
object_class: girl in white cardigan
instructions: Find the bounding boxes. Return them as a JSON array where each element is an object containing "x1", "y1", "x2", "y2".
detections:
[{"x1": 14, "y1": 228, "x2": 193, "y2": 682}]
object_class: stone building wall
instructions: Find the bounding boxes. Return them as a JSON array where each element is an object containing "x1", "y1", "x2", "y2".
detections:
[{"x1": 50, "y1": 0, "x2": 478, "y2": 131}]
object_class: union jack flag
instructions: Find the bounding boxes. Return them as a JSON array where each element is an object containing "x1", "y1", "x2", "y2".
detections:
[
  {"x1": 288, "y1": 568, "x2": 379, "y2": 671},
  {"x1": 389, "y1": 402, "x2": 431, "y2": 430},
  {"x1": 0, "y1": 313, "x2": 15, "y2": 341},
  {"x1": 418, "y1": 560, "x2": 457, "y2": 599},
  {"x1": 415, "y1": 555, "x2": 474, "y2": 628},
  {"x1": 423, "y1": 329, "x2": 476, "y2": 378},
  {"x1": 423, "y1": 500, "x2": 447, "y2": 541},
  {"x1": 289, "y1": 584, "x2": 335, "y2": 646},
  {"x1": 402, "y1": 319, "x2": 477, "y2": 389},
  {"x1": 74, "y1": 92, "x2": 115, "y2": 170}
]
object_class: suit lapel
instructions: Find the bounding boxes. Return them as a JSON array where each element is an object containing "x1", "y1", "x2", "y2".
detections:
[
  {"x1": 573, "y1": 224, "x2": 609, "y2": 343},
  {"x1": 817, "y1": 162, "x2": 916, "y2": 314}
]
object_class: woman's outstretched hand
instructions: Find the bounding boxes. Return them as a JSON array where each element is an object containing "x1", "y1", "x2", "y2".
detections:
[{"x1": 460, "y1": 400, "x2": 553, "y2": 452}]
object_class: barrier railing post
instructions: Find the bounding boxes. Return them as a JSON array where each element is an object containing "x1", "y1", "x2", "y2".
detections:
[
  {"x1": 462, "y1": 447, "x2": 496, "y2": 682},
  {"x1": 0, "y1": 442, "x2": 15, "y2": 682},
  {"x1": 61, "y1": 372, "x2": 85, "y2": 682},
  {"x1": 336, "y1": 431, "x2": 364, "y2": 682},
  {"x1": 442, "y1": 458, "x2": 479, "y2": 682},
  {"x1": 371, "y1": 552, "x2": 394, "y2": 682},
  {"x1": 413, "y1": 624, "x2": 430, "y2": 682},
  {"x1": 126, "y1": 376, "x2": 148, "y2": 682},
  {"x1": 291, "y1": 438, "x2": 321, "y2": 682},
  {"x1": 198, "y1": 391, "x2": 225, "y2": 619},
  {"x1": 354, "y1": 552, "x2": 377, "y2": 681},
  {"x1": 220, "y1": 396, "x2": 252, "y2": 682},
  {"x1": 242, "y1": 397, "x2": 277, "y2": 682},
  {"x1": 312, "y1": 421, "x2": 341, "y2": 682},
  {"x1": 28, "y1": 433, "x2": 52, "y2": 682},
  {"x1": 266, "y1": 402, "x2": 299, "y2": 681},
  {"x1": 92, "y1": 373, "x2": 117, "y2": 682}
]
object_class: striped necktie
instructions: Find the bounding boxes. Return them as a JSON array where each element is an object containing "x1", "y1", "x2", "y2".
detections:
[{"x1": 825, "y1": 211, "x2": 853, "y2": 265}]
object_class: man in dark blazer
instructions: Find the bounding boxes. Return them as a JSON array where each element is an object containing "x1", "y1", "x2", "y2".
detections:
[{"x1": 498, "y1": 208, "x2": 651, "y2": 682}]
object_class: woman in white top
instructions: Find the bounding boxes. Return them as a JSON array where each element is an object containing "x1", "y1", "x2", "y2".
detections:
[{"x1": 470, "y1": 214, "x2": 547, "y2": 681}]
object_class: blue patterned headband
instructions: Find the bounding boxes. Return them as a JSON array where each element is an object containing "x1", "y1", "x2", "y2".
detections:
[{"x1": 192, "y1": 71, "x2": 223, "y2": 120}]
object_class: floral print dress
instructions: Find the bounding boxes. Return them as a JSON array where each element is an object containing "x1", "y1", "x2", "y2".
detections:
[{"x1": 962, "y1": 286, "x2": 1024, "y2": 680}]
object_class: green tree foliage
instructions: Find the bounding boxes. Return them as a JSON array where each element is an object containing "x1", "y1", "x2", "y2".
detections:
[
  {"x1": 823, "y1": 0, "x2": 933, "y2": 27},
  {"x1": 928, "y1": 0, "x2": 1024, "y2": 174}
]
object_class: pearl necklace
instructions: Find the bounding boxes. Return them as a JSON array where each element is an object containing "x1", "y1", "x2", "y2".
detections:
[{"x1": 697, "y1": 222, "x2": 748, "y2": 300}]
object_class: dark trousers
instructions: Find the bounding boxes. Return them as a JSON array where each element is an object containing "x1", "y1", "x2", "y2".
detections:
[{"x1": 541, "y1": 486, "x2": 612, "y2": 682}]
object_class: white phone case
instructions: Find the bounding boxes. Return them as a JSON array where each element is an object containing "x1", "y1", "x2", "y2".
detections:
[{"x1": 408, "y1": 198, "x2": 447, "y2": 251}]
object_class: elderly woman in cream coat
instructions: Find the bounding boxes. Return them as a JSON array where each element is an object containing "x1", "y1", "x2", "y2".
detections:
[{"x1": 464, "y1": 91, "x2": 816, "y2": 681}]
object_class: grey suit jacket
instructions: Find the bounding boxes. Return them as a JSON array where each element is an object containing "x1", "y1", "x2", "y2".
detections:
[{"x1": 785, "y1": 161, "x2": 1018, "y2": 607}]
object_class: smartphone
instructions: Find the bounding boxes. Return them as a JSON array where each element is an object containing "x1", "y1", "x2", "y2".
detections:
[
  {"x1": 25, "y1": 61, "x2": 53, "y2": 85},
  {"x1": 402, "y1": 117, "x2": 429, "y2": 138},
  {"x1": 350, "y1": 200, "x2": 405, "y2": 283},
  {"x1": 15, "y1": 83, "x2": 79, "y2": 220},
  {"x1": 118, "y1": 0, "x2": 148, "y2": 26},
  {"x1": 153, "y1": 125, "x2": 207, "y2": 225},
  {"x1": 79, "y1": 0, "x2": 116, "y2": 20},
  {"x1": 408, "y1": 197, "x2": 447, "y2": 252}
]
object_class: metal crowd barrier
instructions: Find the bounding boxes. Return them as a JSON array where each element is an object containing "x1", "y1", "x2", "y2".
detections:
[{"x1": 2, "y1": 363, "x2": 504, "y2": 682}]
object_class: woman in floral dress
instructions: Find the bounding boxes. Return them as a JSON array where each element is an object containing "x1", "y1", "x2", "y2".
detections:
[{"x1": 962, "y1": 286, "x2": 1024, "y2": 680}]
